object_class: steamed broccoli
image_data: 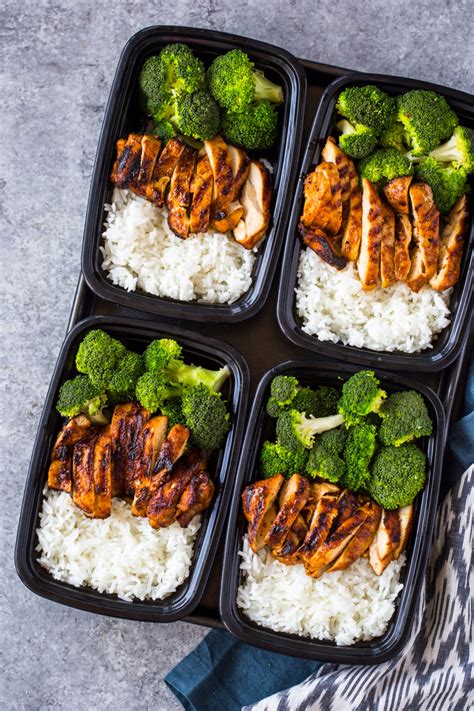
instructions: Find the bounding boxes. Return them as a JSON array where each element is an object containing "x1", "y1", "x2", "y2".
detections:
[
  {"x1": 181, "y1": 384, "x2": 230, "y2": 450},
  {"x1": 380, "y1": 119, "x2": 407, "y2": 152},
  {"x1": 160, "y1": 398, "x2": 185, "y2": 429},
  {"x1": 415, "y1": 157, "x2": 468, "y2": 213},
  {"x1": 75, "y1": 329, "x2": 125, "y2": 389},
  {"x1": 107, "y1": 351, "x2": 144, "y2": 403},
  {"x1": 271, "y1": 376, "x2": 299, "y2": 406},
  {"x1": 276, "y1": 409, "x2": 345, "y2": 452},
  {"x1": 293, "y1": 386, "x2": 340, "y2": 418},
  {"x1": 378, "y1": 390, "x2": 433, "y2": 446},
  {"x1": 337, "y1": 119, "x2": 377, "y2": 159},
  {"x1": 369, "y1": 443, "x2": 427, "y2": 509},
  {"x1": 144, "y1": 338, "x2": 230, "y2": 392},
  {"x1": 336, "y1": 85, "x2": 396, "y2": 136},
  {"x1": 221, "y1": 101, "x2": 278, "y2": 151},
  {"x1": 342, "y1": 423, "x2": 376, "y2": 491},
  {"x1": 397, "y1": 90, "x2": 458, "y2": 156},
  {"x1": 207, "y1": 49, "x2": 283, "y2": 112},
  {"x1": 173, "y1": 89, "x2": 220, "y2": 140},
  {"x1": 338, "y1": 370, "x2": 386, "y2": 427},
  {"x1": 144, "y1": 338, "x2": 183, "y2": 371},
  {"x1": 259, "y1": 441, "x2": 309, "y2": 478},
  {"x1": 358, "y1": 148, "x2": 414, "y2": 185},
  {"x1": 56, "y1": 375, "x2": 108, "y2": 424},
  {"x1": 428, "y1": 126, "x2": 474, "y2": 173},
  {"x1": 135, "y1": 371, "x2": 182, "y2": 412},
  {"x1": 306, "y1": 427, "x2": 347, "y2": 482}
]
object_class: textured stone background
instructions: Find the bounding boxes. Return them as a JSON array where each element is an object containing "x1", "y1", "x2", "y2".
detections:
[{"x1": 1, "y1": 1, "x2": 473, "y2": 709}]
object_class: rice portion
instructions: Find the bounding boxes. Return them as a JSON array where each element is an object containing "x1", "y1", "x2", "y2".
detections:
[
  {"x1": 237, "y1": 536, "x2": 405, "y2": 646},
  {"x1": 36, "y1": 490, "x2": 201, "y2": 601},
  {"x1": 101, "y1": 189, "x2": 256, "y2": 304},
  {"x1": 295, "y1": 248, "x2": 451, "y2": 353}
]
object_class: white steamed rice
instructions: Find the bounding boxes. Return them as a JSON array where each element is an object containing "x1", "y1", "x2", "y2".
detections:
[
  {"x1": 101, "y1": 189, "x2": 257, "y2": 304},
  {"x1": 237, "y1": 535, "x2": 405, "y2": 646},
  {"x1": 36, "y1": 490, "x2": 201, "y2": 601},
  {"x1": 295, "y1": 248, "x2": 451, "y2": 353}
]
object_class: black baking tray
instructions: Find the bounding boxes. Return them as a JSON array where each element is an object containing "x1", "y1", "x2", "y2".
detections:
[
  {"x1": 220, "y1": 361, "x2": 445, "y2": 664},
  {"x1": 81, "y1": 26, "x2": 307, "y2": 323},
  {"x1": 278, "y1": 72, "x2": 474, "y2": 372},
  {"x1": 15, "y1": 315, "x2": 250, "y2": 622}
]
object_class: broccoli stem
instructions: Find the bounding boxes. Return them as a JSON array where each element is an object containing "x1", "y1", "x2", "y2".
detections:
[{"x1": 253, "y1": 70, "x2": 283, "y2": 103}]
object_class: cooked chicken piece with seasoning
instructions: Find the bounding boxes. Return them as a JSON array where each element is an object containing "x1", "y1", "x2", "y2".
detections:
[
  {"x1": 145, "y1": 451, "x2": 205, "y2": 528},
  {"x1": 110, "y1": 402, "x2": 150, "y2": 498},
  {"x1": 204, "y1": 135, "x2": 235, "y2": 220},
  {"x1": 301, "y1": 161, "x2": 343, "y2": 236},
  {"x1": 131, "y1": 415, "x2": 169, "y2": 517},
  {"x1": 146, "y1": 424, "x2": 190, "y2": 528},
  {"x1": 228, "y1": 145, "x2": 251, "y2": 199},
  {"x1": 328, "y1": 501, "x2": 381, "y2": 572},
  {"x1": 112, "y1": 133, "x2": 143, "y2": 188},
  {"x1": 241, "y1": 474, "x2": 284, "y2": 552},
  {"x1": 176, "y1": 469, "x2": 215, "y2": 527},
  {"x1": 406, "y1": 246, "x2": 428, "y2": 293},
  {"x1": 340, "y1": 160, "x2": 363, "y2": 262},
  {"x1": 298, "y1": 492, "x2": 340, "y2": 563},
  {"x1": 394, "y1": 214, "x2": 412, "y2": 281},
  {"x1": 166, "y1": 144, "x2": 197, "y2": 239},
  {"x1": 392, "y1": 504, "x2": 414, "y2": 560},
  {"x1": 92, "y1": 425, "x2": 113, "y2": 519},
  {"x1": 357, "y1": 178, "x2": 384, "y2": 290},
  {"x1": 410, "y1": 183, "x2": 440, "y2": 281},
  {"x1": 233, "y1": 161, "x2": 272, "y2": 249},
  {"x1": 331, "y1": 488, "x2": 358, "y2": 530},
  {"x1": 135, "y1": 134, "x2": 162, "y2": 192},
  {"x1": 189, "y1": 155, "x2": 214, "y2": 234},
  {"x1": 368, "y1": 508, "x2": 401, "y2": 575},
  {"x1": 299, "y1": 224, "x2": 347, "y2": 270},
  {"x1": 145, "y1": 137, "x2": 187, "y2": 207},
  {"x1": 273, "y1": 513, "x2": 308, "y2": 565},
  {"x1": 264, "y1": 474, "x2": 311, "y2": 551},
  {"x1": 321, "y1": 137, "x2": 351, "y2": 227},
  {"x1": 72, "y1": 434, "x2": 98, "y2": 517},
  {"x1": 383, "y1": 176, "x2": 413, "y2": 215},
  {"x1": 48, "y1": 415, "x2": 93, "y2": 493},
  {"x1": 211, "y1": 145, "x2": 252, "y2": 233},
  {"x1": 110, "y1": 138, "x2": 126, "y2": 184},
  {"x1": 430, "y1": 194, "x2": 468, "y2": 291},
  {"x1": 380, "y1": 202, "x2": 396, "y2": 288}
]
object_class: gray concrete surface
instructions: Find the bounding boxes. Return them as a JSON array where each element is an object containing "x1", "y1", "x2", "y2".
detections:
[{"x1": 1, "y1": 1, "x2": 473, "y2": 709}]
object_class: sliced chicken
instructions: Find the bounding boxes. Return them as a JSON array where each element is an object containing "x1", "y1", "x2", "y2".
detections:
[
  {"x1": 131, "y1": 416, "x2": 168, "y2": 517},
  {"x1": 205, "y1": 135, "x2": 235, "y2": 225},
  {"x1": 368, "y1": 509, "x2": 401, "y2": 575},
  {"x1": 145, "y1": 137, "x2": 186, "y2": 207},
  {"x1": 228, "y1": 145, "x2": 251, "y2": 199},
  {"x1": 145, "y1": 451, "x2": 205, "y2": 528},
  {"x1": 380, "y1": 202, "x2": 396, "y2": 288},
  {"x1": 298, "y1": 493, "x2": 340, "y2": 563},
  {"x1": 135, "y1": 134, "x2": 162, "y2": 190},
  {"x1": 406, "y1": 246, "x2": 428, "y2": 292},
  {"x1": 167, "y1": 145, "x2": 197, "y2": 239},
  {"x1": 48, "y1": 415, "x2": 93, "y2": 493},
  {"x1": 328, "y1": 501, "x2": 381, "y2": 572},
  {"x1": 357, "y1": 178, "x2": 384, "y2": 290},
  {"x1": 112, "y1": 133, "x2": 143, "y2": 188},
  {"x1": 146, "y1": 424, "x2": 190, "y2": 527},
  {"x1": 176, "y1": 469, "x2": 215, "y2": 528},
  {"x1": 72, "y1": 435, "x2": 98, "y2": 516},
  {"x1": 394, "y1": 214, "x2": 412, "y2": 281},
  {"x1": 331, "y1": 488, "x2": 358, "y2": 530},
  {"x1": 383, "y1": 176, "x2": 413, "y2": 215},
  {"x1": 410, "y1": 182, "x2": 440, "y2": 280},
  {"x1": 92, "y1": 425, "x2": 113, "y2": 519},
  {"x1": 392, "y1": 504, "x2": 414, "y2": 560},
  {"x1": 189, "y1": 155, "x2": 214, "y2": 234},
  {"x1": 430, "y1": 194, "x2": 468, "y2": 291},
  {"x1": 273, "y1": 514, "x2": 308, "y2": 565},
  {"x1": 301, "y1": 161, "x2": 343, "y2": 236},
  {"x1": 211, "y1": 146, "x2": 251, "y2": 233},
  {"x1": 321, "y1": 137, "x2": 351, "y2": 227},
  {"x1": 312, "y1": 481, "x2": 341, "y2": 500},
  {"x1": 233, "y1": 161, "x2": 272, "y2": 249},
  {"x1": 264, "y1": 474, "x2": 311, "y2": 551},
  {"x1": 110, "y1": 138, "x2": 126, "y2": 184},
  {"x1": 241, "y1": 475, "x2": 284, "y2": 552},
  {"x1": 299, "y1": 223, "x2": 347, "y2": 270},
  {"x1": 341, "y1": 161, "x2": 363, "y2": 262},
  {"x1": 110, "y1": 403, "x2": 150, "y2": 498}
]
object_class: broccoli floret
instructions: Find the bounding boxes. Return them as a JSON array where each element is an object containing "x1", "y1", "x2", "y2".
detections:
[
  {"x1": 181, "y1": 384, "x2": 230, "y2": 450},
  {"x1": 378, "y1": 390, "x2": 433, "y2": 446},
  {"x1": 144, "y1": 338, "x2": 183, "y2": 371},
  {"x1": 270, "y1": 376, "x2": 299, "y2": 406},
  {"x1": 75, "y1": 329, "x2": 125, "y2": 389},
  {"x1": 338, "y1": 370, "x2": 386, "y2": 427},
  {"x1": 293, "y1": 386, "x2": 341, "y2": 418},
  {"x1": 266, "y1": 396, "x2": 286, "y2": 418},
  {"x1": 336, "y1": 85, "x2": 396, "y2": 136},
  {"x1": 369, "y1": 443, "x2": 427, "y2": 509},
  {"x1": 259, "y1": 441, "x2": 308, "y2": 478},
  {"x1": 337, "y1": 119, "x2": 377, "y2": 159},
  {"x1": 153, "y1": 120, "x2": 176, "y2": 143},
  {"x1": 56, "y1": 375, "x2": 108, "y2": 424},
  {"x1": 173, "y1": 89, "x2": 220, "y2": 141},
  {"x1": 341, "y1": 423, "x2": 376, "y2": 491},
  {"x1": 380, "y1": 119, "x2": 407, "y2": 152},
  {"x1": 107, "y1": 351, "x2": 144, "y2": 403},
  {"x1": 135, "y1": 371, "x2": 181, "y2": 412},
  {"x1": 160, "y1": 398, "x2": 185, "y2": 429},
  {"x1": 221, "y1": 101, "x2": 278, "y2": 151},
  {"x1": 358, "y1": 148, "x2": 414, "y2": 185},
  {"x1": 165, "y1": 361, "x2": 230, "y2": 392},
  {"x1": 415, "y1": 157, "x2": 468, "y2": 213},
  {"x1": 306, "y1": 428, "x2": 347, "y2": 482},
  {"x1": 397, "y1": 90, "x2": 458, "y2": 157},
  {"x1": 276, "y1": 409, "x2": 345, "y2": 452},
  {"x1": 428, "y1": 126, "x2": 474, "y2": 174},
  {"x1": 207, "y1": 49, "x2": 283, "y2": 112}
]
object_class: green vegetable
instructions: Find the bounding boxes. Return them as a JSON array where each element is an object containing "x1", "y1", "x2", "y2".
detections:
[
  {"x1": 56, "y1": 375, "x2": 108, "y2": 424},
  {"x1": 174, "y1": 89, "x2": 220, "y2": 141},
  {"x1": 369, "y1": 443, "x2": 427, "y2": 509},
  {"x1": 270, "y1": 376, "x2": 299, "y2": 406},
  {"x1": 428, "y1": 126, "x2": 474, "y2": 173},
  {"x1": 358, "y1": 148, "x2": 414, "y2": 185},
  {"x1": 337, "y1": 119, "x2": 377, "y2": 159},
  {"x1": 378, "y1": 390, "x2": 433, "y2": 446},
  {"x1": 144, "y1": 338, "x2": 229, "y2": 392},
  {"x1": 160, "y1": 398, "x2": 185, "y2": 429},
  {"x1": 144, "y1": 338, "x2": 183, "y2": 371},
  {"x1": 306, "y1": 428, "x2": 347, "y2": 482},
  {"x1": 336, "y1": 85, "x2": 396, "y2": 136},
  {"x1": 207, "y1": 49, "x2": 283, "y2": 112},
  {"x1": 181, "y1": 384, "x2": 230, "y2": 450},
  {"x1": 380, "y1": 119, "x2": 407, "y2": 152},
  {"x1": 415, "y1": 157, "x2": 468, "y2": 213},
  {"x1": 221, "y1": 101, "x2": 278, "y2": 151},
  {"x1": 75, "y1": 329, "x2": 125, "y2": 389},
  {"x1": 276, "y1": 409, "x2": 345, "y2": 451},
  {"x1": 153, "y1": 120, "x2": 176, "y2": 143},
  {"x1": 135, "y1": 371, "x2": 181, "y2": 412},
  {"x1": 107, "y1": 351, "x2": 144, "y2": 403},
  {"x1": 338, "y1": 370, "x2": 386, "y2": 427},
  {"x1": 342, "y1": 423, "x2": 376, "y2": 491},
  {"x1": 266, "y1": 396, "x2": 286, "y2": 418},
  {"x1": 259, "y1": 441, "x2": 308, "y2": 478},
  {"x1": 397, "y1": 90, "x2": 458, "y2": 156},
  {"x1": 293, "y1": 386, "x2": 340, "y2": 418}
]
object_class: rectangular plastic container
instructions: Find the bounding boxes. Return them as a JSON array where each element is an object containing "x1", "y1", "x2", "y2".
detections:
[
  {"x1": 15, "y1": 315, "x2": 249, "y2": 622},
  {"x1": 220, "y1": 361, "x2": 445, "y2": 663},
  {"x1": 82, "y1": 26, "x2": 307, "y2": 322},
  {"x1": 277, "y1": 72, "x2": 474, "y2": 371}
]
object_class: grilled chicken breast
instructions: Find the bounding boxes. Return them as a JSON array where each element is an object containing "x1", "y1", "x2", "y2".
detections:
[
  {"x1": 48, "y1": 415, "x2": 93, "y2": 493},
  {"x1": 383, "y1": 176, "x2": 413, "y2": 215},
  {"x1": 241, "y1": 475, "x2": 284, "y2": 552},
  {"x1": 410, "y1": 182, "x2": 440, "y2": 280},
  {"x1": 394, "y1": 214, "x2": 412, "y2": 280},
  {"x1": 145, "y1": 137, "x2": 186, "y2": 207},
  {"x1": 392, "y1": 504, "x2": 414, "y2": 560},
  {"x1": 328, "y1": 501, "x2": 381, "y2": 572},
  {"x1": 110, "y1": 403, "x2": 150, "y2": 498},
  {"x1": 299, "y1": 224, "x2": 347, "y2": 270},
  {"x1": 135, "y1": 135, "x2": 162, "y2": 191},
  {"x1": 72, "y1": 435, "x2": 98, "y2": 516},
  {"x1": 357, "y1": 179, "x2": 384, "y2": 289},
  {"x1": 205, "y1": 135, "x2": 235, "y2": 221},
  {"x1": 131, "y1": 415, "x2": 169, "y2": 517},
  {"x1": 233, "y1": 161, "x2": 272, "y2": 249},
  {"x1": 189, "y1": 155, "x2": 214, "y2": 234},
  {"x1": 176, "y1": 469, "x2": 215, "y2": 527},
  {"x1": 406, "y1": 246, "x2": 428, "y2": 292},
  {"x1": 112, "y1": 133, "x2": 143, "y2": 188},
  {"x1": 228, "y1": 145, "x2": 250, "y2": 199},
  {"x1": 380, "y1": 202, "x2": 396, "y2": 288},
  {"x1": 145, "y1": 452, "x2": 205, "y2": 528},
  {"x1": 301, "y1": 161, "x2": 343, "y2": 236},
  {"x1": 110, "y1": 138, "x2": 126, "y2": 184},
  {"x1": 298, "y1": 492, "x2": 340, "y2": 562},
  {"x1": 273, "y1": 513, "x2": 308, "y2": 565},
  {"x1": 264, "y1": 474, "x2": 311, "y2": 551},
  {"x1": 321, "y1": 137, "x2": 351, "y2": 227},
  {"x1": 430, "y1": 194, "x2": 468, "y2": 291},
  {"x1": 92, "y1": 425, "x2": 113, "y2": 518},
  {"x1": 167, "y1": 145, "x2": 197, "y2": 238},
  {"x1": 341, "y1": 161, "x2": 363, "y2": 262},
  {"x1": 146, "y1": 424, "x2": 190, "y2": 528},
  {"x1": 368, "y1": 508, "x2": 401, "y2": 575}
]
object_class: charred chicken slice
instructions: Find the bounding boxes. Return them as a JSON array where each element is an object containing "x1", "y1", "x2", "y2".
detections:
[
  {"x1": 357, "y1": 178, "x2": 383, "y2": 290},
  {"x1": 110, "y1": 138, "x2": 126, "y2": 184},
  {"x1": 368, "y1": 508, "x2": 401, "y2": 575},
  {"x1": 299, "y1": 224, "x2": 347, "y2": 270},
  {"x1": 167, "y1": 145, "x2": 197, "y2": 239},
  {"x1": 131, "y1": 415, "x2": 169, "y2": 517},
  {"x1": 72, "y1": 434, "x2": 98, "y2": 516},
  {"x1": 112, "y1": 133, "x2": 143, "y2": 188},
  {"x1": 242, "y1": 475, "x2": 284, "y2": 552},
  {"x1": 298, "y1": 492, "x2": 341, "y2": 563},
  {"x1": 430, "y1": 194, "x2": 468, "y2": 291},
  {"x1": 321, "y1": 137, "x2": 351, "y2": 228},
  {"x1": 328, "y1": 501, "x2": 381, "y2": 572},
  {"x1": 380, "y1": 202, "x2": 396, "y2": 288},
  {"x1": 145, "y1": 137, "x2": 186, "y2": 207},
  {"x1": 392, "y1": 504, "x2": 414, "y2": 560},
  {"x1": 176, "y1": 469, "x2": 215, "y2": 527},
  {"x1": 110, "y1": 403, "x2": 150, "y2": 498},
  {"x1": 301, "y1": 161, "x2": 343, "y2": 236},
  {"x1": 383, "y1": 176, "x2": 413, "y2": 215},
  {"x1": 135, "y1": 135, "x2": 162, "y2": 191},
  {"x1": 394, "y1": 214, "x2": 412, "y2": 281},
  {"x1": 340, "y1": 160, "x2": 363, "y2": 262},
  {"x1": 273, "y1": 514, "x2": 308, "y2": 565},
  {"x1": 233, "y1": 161, "x2": 272, "y2": 249},
  {"x1": 92, "y1": 425, "x2": 113, "y2": 519},
  {"x1": 410, "y1": 182, "x2": 440, "y2": 281},
  {"x1": 228, "y1": 145, "x2": 251, "y2": 199},
  {"x1": 48, "y1": 415, "x2": 93, "y2": 493},
  {"x1": 146, "y1": 424, "x2": 190, "y2": 528},
  {"x1": 189, "y1": 155, "x2": 214, "y2": 234},
  {"x1": 205, "y1": 135, "x2": 235, "y2": 223},
  {"x1": 406, "y1": 246, "x2": 428, "y2": 293},
  {"x1": 264, "y1": 474, "x2": 311, "y2": 552}
]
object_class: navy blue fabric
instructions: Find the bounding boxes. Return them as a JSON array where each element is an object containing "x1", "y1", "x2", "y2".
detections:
[{"x1": 166, "y1": 359, "x2": 474, "y2": 711}]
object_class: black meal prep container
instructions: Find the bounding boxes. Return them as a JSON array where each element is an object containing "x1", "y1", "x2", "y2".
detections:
[
  {"x1": 277, "y1": 72, "x2": 474, "y2": 372},
  {"x1": 15, "y1": 315, "x2": 250, "y2": 622},
  {"x1": 220, "y1": 361, "x2": 446, "y2": 664},
  {"x1": 82, "y1": 26, "x2": 307, "y2": 323}
]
